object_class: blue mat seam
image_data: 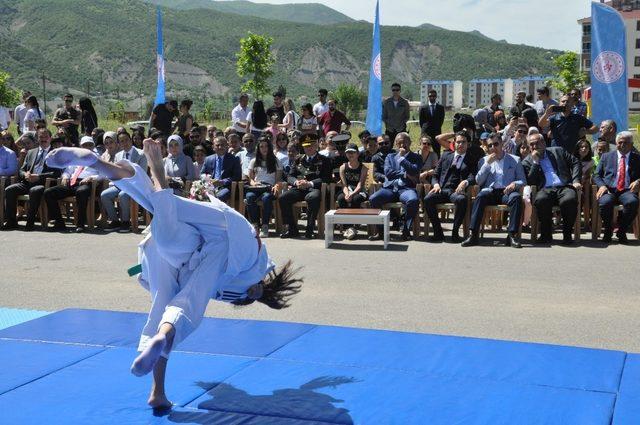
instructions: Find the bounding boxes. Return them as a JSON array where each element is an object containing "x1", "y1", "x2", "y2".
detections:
[
  {"x1": 0, "y1": 347, "x2": 108, "y2": 397},
  {"x1": 261, "y1": 324, "x2": 319, "y2": 358},
  {"x1": 0, "y1": 336, "x2": 118, "y2": 349},
  {"x1": 616, "y1": 352, "x2": 629, "y2": 392},
  {"x1": 184, "y1": 404, "x2": 351, "y2": 425}
]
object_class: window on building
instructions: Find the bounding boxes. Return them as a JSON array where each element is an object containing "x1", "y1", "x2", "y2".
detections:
[
  {"x1": 633, "y1": 92, "x2": 640, "y2": 102},
  {"x1": 583, "y1": 24, "x2": 591, "y2": 35},
  {"x1": 636, "y1": 57, "x2": 640, "y2": 66},
  {"x1": 635, "y1": 74, "x2": 640, "y2": 79},
  {"x1": 636, "y1": 38, "x2": 640, "y2": 49},
  {"x1": 582, "y1": 42, "x2": 591, "y2": 53},
  {"x1": 637, "y1": 20, "x2": 640, "y2": 31},
  {"x1": 584, "y1": 59, "x2": 591, "y2": 68}
]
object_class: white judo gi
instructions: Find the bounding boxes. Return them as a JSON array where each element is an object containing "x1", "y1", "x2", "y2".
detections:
[{"x1": 114, "y1": 163, "x2": 275, "y2": 357}]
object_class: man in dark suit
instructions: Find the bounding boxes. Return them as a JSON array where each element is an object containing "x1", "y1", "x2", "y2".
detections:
[
  {"x1": 371, "y1": 134, "x2": 394, "y2": 183},
  {"x1": 424, "y1": 131, "x2": 477, "y2": 242},
  {"x1": 4, "y1": 128, "x2": 62, "y2": 231},
  {"x1": 279, "y1": 133, "x2": 332, "y2": 239},
  {"x1": 521, "y1": 133, "x2": 582, "y2": 245},
  {"x1": 369, "y1": 132, "x2": 422, "y2": 240},
  {"x1": 202, "y1": 136, "x2": 241, "y2": 202},
  {"x1": 594, "y1": 131, "x2": 640, "y2": 243},
  {"x1": 419, "y1": 90, "x2": 445, "y2": 156}
]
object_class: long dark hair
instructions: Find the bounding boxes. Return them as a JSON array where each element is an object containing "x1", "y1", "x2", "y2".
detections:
[
  {"x1": 27, "y1": 95, "x2": 41, "y2": 119},
  {"x1": 79, "y1": 97, "x2": 98, "y2": 133},
  {"x1": 574, "y1": 139, "x2": 593, "y2": 161},
  {"x1": 252, "y1": 100, "x2": 268, "y2": 129},
  {"x1": 233, "y1": 261, "x2": 303, "y2": 309},
  {"x1": 254, "y1": 136, "x2": 278, "y2": 174}
]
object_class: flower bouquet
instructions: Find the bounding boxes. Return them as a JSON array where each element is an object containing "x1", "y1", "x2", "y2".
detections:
[{"x1": 189, "y1": 176, "x2": 216, "y2": 202}]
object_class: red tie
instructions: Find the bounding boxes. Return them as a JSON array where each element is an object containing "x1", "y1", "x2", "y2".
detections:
[
  {"x1": 617, "y1": 155, "x2": 626, "y2": 192},
  {"x1": 70, "y1": 166, "x2": 84, "y2": 186}
]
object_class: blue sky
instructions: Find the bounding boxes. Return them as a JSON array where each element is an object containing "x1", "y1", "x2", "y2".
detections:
[{"x1": 247, "y1": 0, "x2": 591, "y2": 52}]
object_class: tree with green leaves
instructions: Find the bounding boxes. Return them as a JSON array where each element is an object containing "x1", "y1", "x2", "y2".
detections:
[
  {"x1": 0, "y1": 70, "x2": 21, "y2": 108},
  {"x1": 332, "y1": 84, "x2": 366, "y2": 119},
  {"x1": 236, "y1": 32, "x2": 275, "y2": 100},
  {"x1": 548, "y1": 51, "x2": 587, "y2": 94}
]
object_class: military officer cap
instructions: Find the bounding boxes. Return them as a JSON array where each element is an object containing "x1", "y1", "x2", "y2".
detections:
[{"x1": 300, "y1": 133, "x2": 319, "y2": 147}]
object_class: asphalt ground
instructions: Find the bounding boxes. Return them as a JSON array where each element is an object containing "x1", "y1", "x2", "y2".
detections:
[{"x1": 2, "y1": 225, "x2": 639, "y2": 352}]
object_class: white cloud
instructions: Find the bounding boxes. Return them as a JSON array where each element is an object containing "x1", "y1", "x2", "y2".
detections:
[{"x1": 244, "y1": 0, "x2": 590, "y2": 51}]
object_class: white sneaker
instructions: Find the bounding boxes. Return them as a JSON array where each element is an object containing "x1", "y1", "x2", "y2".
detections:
[{"x1": 260, "y1": 225, "x2": 269, "y2": 238}]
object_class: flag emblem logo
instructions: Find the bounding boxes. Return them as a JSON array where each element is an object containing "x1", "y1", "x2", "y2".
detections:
[
  {"x1": 593, "y1": 51, "x2": 625, "y2": 84},
  {"x1": 373, "y1": 53, "x2": 381, "y2": 80}
]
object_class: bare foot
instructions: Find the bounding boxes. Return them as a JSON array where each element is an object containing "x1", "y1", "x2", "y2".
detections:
[
  {"x1": 131, "y1": 334, "x2": 166, "y2": 377},
  {"x1": 148, "y1": 392, "x2": 172, "y2": 409}
]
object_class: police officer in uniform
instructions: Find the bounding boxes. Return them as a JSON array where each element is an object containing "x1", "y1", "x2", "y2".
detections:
[{"x1": 279, "y1": 133, "x2": 333, "y2": 239}]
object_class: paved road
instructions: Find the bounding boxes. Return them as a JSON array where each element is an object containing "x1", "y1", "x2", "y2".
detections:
[{"x1": 1, "y1": 228, "x2": 639, "y2": 352}]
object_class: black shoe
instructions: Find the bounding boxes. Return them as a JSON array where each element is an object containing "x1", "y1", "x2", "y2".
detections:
[
  {"x1": 25, "y1": 221, "x2": 36, "y2": 232},
  {"x1": 617, "y1": 231, "x2": 629, "y2": 244},
  {"x1": 461, "y1": 234, "x2": 479, "y2": 247},
  {"x1": 602, "y1": 230, "x2": 613, "y2": 243},
  {"x1": 2, "y1": 221, "x2": 18, "y2": 230},
  {"x1": 280, "y1": 229, "x2": 300, "y2": 239},
  {"x1": 51, "y1": 220, "x2": 66, "y2": 232},
  {"x1": 561, "y1": 233, "x2": 573, "y2": 246},
  {"x1": 429, "y1": 232, "x2": 445, "y2": 242},
  {"x1": 401, "y1": 229, "x2": 412, "y2": 241},
  {"x1": 304, "y1": 228, "x2": 315, "y2": 239},
  {"x1": 368, "y1": 233, "x2": 382, "y2": 241},
  {"x1": 506, "y1": 234, "x2": 522, "y2": 249},
  {"x1": 118, "y1": 221, "x2": 131, "y2": 233},
  {"x1": 75, "y1": 225, "x2": 85, "y2": 233},
  {"x1": 104, "y1": 220, "x2": 121, "y2": 232},
  {"x1": 450, "y1": 232, "x2": 462, "y2": 243}
]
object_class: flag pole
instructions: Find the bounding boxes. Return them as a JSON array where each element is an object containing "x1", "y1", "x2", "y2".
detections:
[{"x1": 365, "y1": 0, "x2": 382, "y2": 136}]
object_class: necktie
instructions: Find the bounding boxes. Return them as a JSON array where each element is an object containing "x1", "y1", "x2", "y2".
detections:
[
  {"x1": 32, "y1": 149, "x2": 44, "y2": 173},
  {"x1": 617, "y1": 155, "x2": 626, "y2": 191},
  {"x1": 454, "y1": 155, "x2": 462, "y2": 170},
  {"x1": 125, "y1": 152, "x2": 130, "y2": 160},
  {"x1": 215, "y1": 156, "x2": 222, "y2": 179},
  {"x1": 70, "y1": 166, "x2": 85, "y2": 186},
  {"x1": 430, "y1": 104, "x2": 435, "y2": 116}
]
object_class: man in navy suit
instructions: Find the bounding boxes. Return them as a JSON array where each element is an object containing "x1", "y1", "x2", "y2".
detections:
[
  {"x1": 202, "y1": 136, "x2": 241, "y2": 202},
  {"x1": 369, "y1": 132, "x2": 422, "y2": 241},
  {"x1": 594, "y1": 131, "x2": 640, "y2": 244},
  {"x1": 424, "y1": 131, "x2": 477, "y2": 242},
  {"x1": 461, "y1": 133, "x2": 526, "y2": 248}
]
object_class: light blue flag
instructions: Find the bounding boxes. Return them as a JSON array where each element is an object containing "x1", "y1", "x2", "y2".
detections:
[
  {"x1": 154, "y1": 6, "x2": 166, "y2": 106},
  {"x1": 366, "y1": 0, "x2": 382, "y2": 136},
  {"x1": 591, "y1": 2, "x2": 627, "y2": 131}
]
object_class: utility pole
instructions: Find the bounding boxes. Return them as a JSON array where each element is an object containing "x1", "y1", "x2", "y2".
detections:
[{"x1": 41, "y1": 72, "x2": 47, "y2": 116}]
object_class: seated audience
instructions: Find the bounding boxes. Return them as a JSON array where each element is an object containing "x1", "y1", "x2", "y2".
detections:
[
  {"x1": 100, "y1": 130, "x2": 147, "y2": 232},
  {"x1": 594, "y1": 131, "x2": 640, "y2": 244},
  {"x1": 461, "y1": 133, "x2": 525, "y2": 248},
  {"x1": 4, "y1": 128, "x2": 62, "y2": 231},
  {"x1": 337, "y1": 143, "x2": 368, "y2": 240},
  {"x1": 0, "y1": 132, "x2": 18, "y2": 177},
  {"x1": 417, "y1": 135, "x2": 438, "y2": 183},
  {"x1": 164, "y1": 135, "x2": 198, "y2": 195},
  {"x1": 521, "y1": 133, "x2": 581, "y2": 245},
  {"x1": 279, "y1": 133, "x2": 332, "y2": 239},
  {"x1": 43, "y1": 136, "x2": 99, "y2": 232},
  {"x1": 424, "y1": 131, "x2": 477, "y2": 242},
  {"x1": 193, "y1": 145, "x2": 207, "y2": 174},
  {"x1": 245, "y1": 136, "x2": 282, "y2": 238},
  {"x1": 369, "y1": 132, "x2": 422, "y2": 241},
  {"x1": 201, "y1": 136, "x2": 242, "y2": 202}
]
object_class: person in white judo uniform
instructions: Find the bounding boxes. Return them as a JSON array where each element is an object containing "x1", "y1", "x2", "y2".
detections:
[{"x1": 45, "y1": 137, "x2": 302, "y2": 409}]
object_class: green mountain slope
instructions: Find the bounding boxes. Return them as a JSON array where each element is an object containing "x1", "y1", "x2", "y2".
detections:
[
  {"x1": 147, "y1": 0, "x2": 354, "y2": 25},
  {"x1": 0, "y1": 0, "x2": 559, "y2": 104}
]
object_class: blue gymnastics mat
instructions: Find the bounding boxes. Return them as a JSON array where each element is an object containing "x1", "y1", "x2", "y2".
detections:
[{"x1": 0, "y1": 308, "x2": 637, "y2": 424}]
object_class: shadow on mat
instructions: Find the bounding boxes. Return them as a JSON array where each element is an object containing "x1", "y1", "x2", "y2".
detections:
[{"x1": 165, "y1": 376, "x2": 357, "y2": 424}]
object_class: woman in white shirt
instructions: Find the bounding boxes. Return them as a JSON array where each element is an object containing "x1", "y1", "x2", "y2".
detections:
[
  {"x1": 274, "y1": 132, "x2": 289, "y2": 169},
  {"x1": 22, "y1": 95, "x2": 45, "y2": 133},
  {"x1": 279, "y1": 98, "x2": 299, "y2": 132},
  {"x1": 245, "y1": 135, "x2": 282, "y2": 237}
]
